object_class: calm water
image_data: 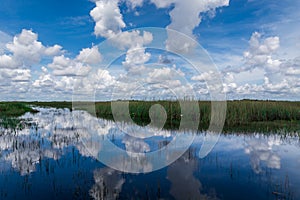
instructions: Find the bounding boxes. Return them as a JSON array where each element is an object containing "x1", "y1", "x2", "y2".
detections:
[{"x1": 0, "y1": 108, "x2": 299, "y2": 200}]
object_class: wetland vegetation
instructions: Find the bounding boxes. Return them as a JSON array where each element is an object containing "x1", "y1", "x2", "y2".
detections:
[{"x1": 1, "y1": 100, "x2": 299, "y2": 133}]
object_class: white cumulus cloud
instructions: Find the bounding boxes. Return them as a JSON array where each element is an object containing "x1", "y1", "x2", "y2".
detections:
[
  {"x1": 76, "y1": 46, "x2": 102, "y2": 65},
  {"x1": 48, "y1": 55, "x2": 92, "y2": 77},
  {"x1": 90, "y1": 0, "x2": 126, "y2": 38},
  {"x1": 151, "y1": 0, "x2": 229, "y2": 53},
  {"x1": 0, "y1": 29, "x2": 62, "y2": 69}
]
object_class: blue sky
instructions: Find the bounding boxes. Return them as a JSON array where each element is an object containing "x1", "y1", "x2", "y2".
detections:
[
  {"x1": 0, "y1": 0, "x2": 299, "y2": 101},
  {"x1": 0, "y1": 0, "x2": 283, "y2": 53}
]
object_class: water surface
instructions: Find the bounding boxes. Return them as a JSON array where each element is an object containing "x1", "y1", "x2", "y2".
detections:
[{"x1": 0, "y1": 108, "x2": 299, "y2": 199}]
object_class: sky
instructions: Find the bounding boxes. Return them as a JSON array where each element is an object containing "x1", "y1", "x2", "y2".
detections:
[{"x1": 0, "y1": 0, "x2": 299, "y2": 101}]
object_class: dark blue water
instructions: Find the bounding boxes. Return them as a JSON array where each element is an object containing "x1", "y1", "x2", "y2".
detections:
[{"x1": 0, "y1": 108, "x2": 299, "y2": 199}]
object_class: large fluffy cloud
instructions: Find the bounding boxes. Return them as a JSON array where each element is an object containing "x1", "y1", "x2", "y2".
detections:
[
  {"x1": 0, "y1": 55, "x2": 17, "y2": 69},
  {"x1": 76, "y1": 46, "x2": 102, "y2": 65},
  {"x1": 122, "y1": 46, "x2": 151, "y2": 75},
  {"x1": 48, "y1": 55, "x2": 92, "y2": 76},
  {"x1": 90, "y1": 1, "x2": 154, "y2": 75},
  {"x1": 151, "y1": 0, "x2": 230, "y2": 53},
  {"x1": 90, "y1": 0, "x2": 125, "y2": 38},
  {"x1": 0, "y1": 68, "x2": 31, "y2": 83},
  {"x1": 47, "y1": 45, "x2": 103, "y2": 77},
  {"x1": 118, "y1": 31, "x2": 153, "y2": 75},
  {"x1": 243, "y1": 32, "x2": 281, "y2": 72},
  {"x1": 111, "y1": 30, "x2": 153, "y2": 50},
  {"x1": 90, "y1": 0, "x2": 153, "y2": 49},
  {"x1": 0, "y1": 29, "x2": 62, "y2": 69}
]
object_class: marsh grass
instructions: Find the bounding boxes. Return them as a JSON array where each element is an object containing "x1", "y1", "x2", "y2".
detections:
[
  {"x1": 92, "y1": 100, "x2": 300, "y2": 133},
  {"x1": 29, "y1": 101, "x2": 72, "y2": 110},
  {"x1": 0, "y1": 102, "x2": 38, "y2": 129},
  {"x1": 1, "y1": 100, "x2": 299, "y2": 132},
  {"x1": 0, "y1": 102, "x2": 37, "y2": 117}
]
